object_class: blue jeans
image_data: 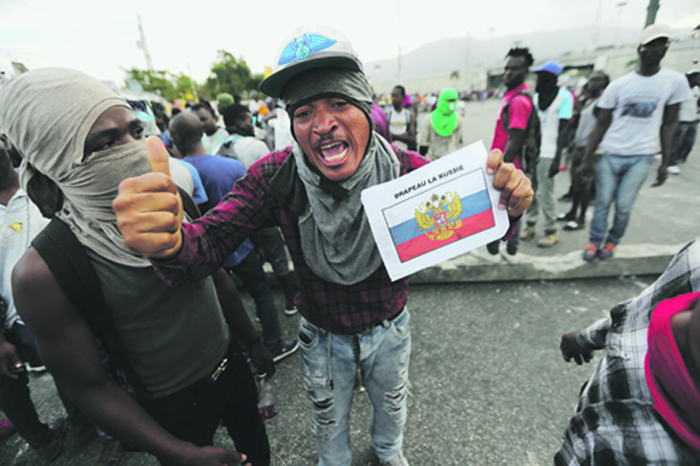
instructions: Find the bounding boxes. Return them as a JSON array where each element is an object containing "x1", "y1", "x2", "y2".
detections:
[
  {"x1": 0, "y1": 323, "x2": 83, "y2": 450},
  {"x1": 669, "y1": 121, "x2": 698, "y2": 166},
  {"x1": 227, "y1": 251, "x2": 282, "y2": 354},
  {"x1": 589, "y1": 154, "x2": 653, "y2": 245},
  {"x1": 299, "y1": 310, "x2": 411, "y2": 466}
]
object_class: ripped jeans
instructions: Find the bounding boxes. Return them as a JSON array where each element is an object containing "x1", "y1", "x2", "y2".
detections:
[{"x1": 299, "y1": 310, "x2": 411, "y2": 466}]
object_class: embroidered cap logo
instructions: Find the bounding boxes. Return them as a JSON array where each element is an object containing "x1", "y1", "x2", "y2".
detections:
[{"x1": 277, "y1": 34, "x2": 338, "y2": 66}]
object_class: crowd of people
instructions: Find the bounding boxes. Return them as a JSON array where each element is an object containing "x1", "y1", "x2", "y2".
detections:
[{"x1": 0, "y1": 21, "x2": 698, "y2": 466}]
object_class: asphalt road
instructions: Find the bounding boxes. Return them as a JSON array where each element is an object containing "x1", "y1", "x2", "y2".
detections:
[{"x1": 1, "y1": 275, "x2": 660, "y2": 465}]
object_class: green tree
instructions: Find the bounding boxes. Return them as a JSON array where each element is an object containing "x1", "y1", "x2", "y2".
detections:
[
  {"x1": 123, "y1": 69, "x2": 177, "y2": 100},
  {"x1": 123, "y1": 68, "x2": 202, "y2": 102},
  {"x1": 248, "y1": 72, "x2": 265, "y2": 94},
  {"x1": 205, "y1": 50, "x2": 254, "y2": 98}
]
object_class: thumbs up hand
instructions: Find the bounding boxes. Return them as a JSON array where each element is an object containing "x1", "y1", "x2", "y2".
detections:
[{"x1": 113, "y1": 136, "x2": 184, "y2": 259}]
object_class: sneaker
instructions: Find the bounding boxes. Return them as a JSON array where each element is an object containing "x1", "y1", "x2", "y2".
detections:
[
  {"x1": 0, "y1": 419, "x2": 16, "y2": 440},
  {"x1": 284, "y1": 306, "x2": 298, "y2": 316},
  {"x1": 599, "y1": 242, "x2": 615, "y2": 260},
  {"x1": 380, "y1": 451, "x2": 410, "y2": 466},
  {"x1": 537, "y1": 230, "x2": 559, "y2": 247},
  {"x1": 470, "y1": 246, "x2": 501, "y2": 264},
  {"x1": 582, "y1": 243, "x2": 599, "y2": 262},
  {"x1": 36, "y1": 418, "x2": 67, "y2": 462},
  {"x1": 500, "y1": 250, "x2": 520, "y2": 264},
  {"x1": 667, "y1": 165, "x2": 680, "y2": 175},
  {"x1": 272, "y1": 339, "x2": 299, "y2": 363},
  {"x1": 26, "y1": 364, "x2": 46, "y2": 373},
  {"x1": 563, "y1": 219, "x2": 585, "y2": 231},
  {"x1": 557, "y1": 212, "x2": 575, "y2": 221},
  {"x1": 521, "y1": 224, "x2": 536, "y2": 240}
]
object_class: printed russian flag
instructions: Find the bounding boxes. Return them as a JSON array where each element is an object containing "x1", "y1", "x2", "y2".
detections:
[{"x1": 383, "y1": 169, "x2": 495, "y2": 263}]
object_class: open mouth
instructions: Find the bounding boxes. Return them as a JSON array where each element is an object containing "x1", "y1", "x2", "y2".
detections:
[{"x1": 318, "y1": 141, "x2": 349, "y2": 166}]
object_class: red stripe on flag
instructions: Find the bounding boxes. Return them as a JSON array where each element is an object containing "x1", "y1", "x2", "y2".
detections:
[{"x1": 395, "y1": 210, "x2": 495, "y2": 262}]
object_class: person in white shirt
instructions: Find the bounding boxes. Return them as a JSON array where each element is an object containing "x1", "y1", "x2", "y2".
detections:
[
  {"x1": 667, "y1": 70, "x2": 700, "y2": 174},
  {"x1": 387, "y1": 85, "x2": 415, "y2": 151},
  {"x1": 578, "y1": 23, "x2": 691, "y2": 262}
]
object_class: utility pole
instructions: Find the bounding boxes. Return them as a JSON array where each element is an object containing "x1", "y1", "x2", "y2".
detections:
[
  {"x1": 397, "y1": 0, "x2": 402, "y2": 83},
  {"x1": 644, "y1": 0, "x2": 660, "y2": 28},
  {"x1": 137, "y1": 14, "x2": 154, "y2": 71}
]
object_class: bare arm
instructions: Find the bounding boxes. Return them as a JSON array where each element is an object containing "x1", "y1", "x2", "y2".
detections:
[
  {"x1": 211, "y1": 268, "x2": 274, "y2": 378},
  {"x1": 502, "y1": 128, "x2": 526, "y2": 164},
  {"x1": 549, "y1": 119, "x2": 570, "y2": 178},
  {"x1": 653, "y1": 102, "x2": 680, "y2": 187},
  {"x1": 12, "y1": 248, "x2": 248, "y2": 466}
]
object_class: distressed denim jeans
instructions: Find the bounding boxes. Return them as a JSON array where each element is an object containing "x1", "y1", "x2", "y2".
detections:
[
  {"x1": 589, "y1": 153, "x2": 653, "y2": 245},
  {"x1": 299, "y1": 310, "x2": 411, "y2": 466}
]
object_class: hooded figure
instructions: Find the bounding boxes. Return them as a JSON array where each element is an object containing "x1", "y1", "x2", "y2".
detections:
[
  {"x1": 419, "y1": 87, "x2": 463, "y2": 160},
  {"x1": 0, "y1": 67, "x2": 273, "y2": 466}
]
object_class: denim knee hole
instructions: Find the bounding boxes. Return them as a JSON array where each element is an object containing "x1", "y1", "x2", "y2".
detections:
[{"x1": 383, "y1": 376, "x2": 409, "y2": 416}]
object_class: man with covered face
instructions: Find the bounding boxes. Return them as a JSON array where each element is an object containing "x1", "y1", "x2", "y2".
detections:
[
  {"x1": 0, "y1": 68, "x2": 273, "y2": 466},
  {"x1": 114, "y1": 26, "x2": 533, "y2": 466}
]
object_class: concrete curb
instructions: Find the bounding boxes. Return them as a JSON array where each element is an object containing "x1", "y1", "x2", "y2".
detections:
[
  {"x1": 409, "y1": 242, "x2": 683, "y2": 284},
  {"x1": 257, "y1": 243, "x2": 683, "y2": 288}
]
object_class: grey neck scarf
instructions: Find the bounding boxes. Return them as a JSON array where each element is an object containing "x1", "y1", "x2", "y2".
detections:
[
  {"x1": 0, "y1": 67, "x2": 152, "y2": 267},
  {"x1": 294, "y1": 133, "x2": 399, "y2": 285}
]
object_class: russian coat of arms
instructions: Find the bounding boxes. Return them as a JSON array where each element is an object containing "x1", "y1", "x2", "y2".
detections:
[{"x1": 414, "y1": 192, "x2": 463, "y2": 241}]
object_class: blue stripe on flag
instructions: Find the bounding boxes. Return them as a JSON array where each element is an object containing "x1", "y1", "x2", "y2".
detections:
[{"x1": 389, "y1": 190, "x2": 492, "y2": 245}]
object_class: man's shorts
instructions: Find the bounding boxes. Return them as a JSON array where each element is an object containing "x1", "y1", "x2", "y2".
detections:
[{"x1": 570, "y1": 146, "x2": 596, "y2": 193}]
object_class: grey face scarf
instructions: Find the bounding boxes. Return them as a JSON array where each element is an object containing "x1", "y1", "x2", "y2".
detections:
[
  {"x1": 0, "y1": 68, "x2": 152, "y2": 267},
  {"x1": 294, "y1": 134, "x2": 399, "y2": 285},
  {"x1": 281, "y1": 67, "x2": 399, "y2": 285}
]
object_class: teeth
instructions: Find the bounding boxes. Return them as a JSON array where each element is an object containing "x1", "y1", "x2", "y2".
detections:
[{"x1": 319, "y1": 141, "x2": 348, "y2": 163}]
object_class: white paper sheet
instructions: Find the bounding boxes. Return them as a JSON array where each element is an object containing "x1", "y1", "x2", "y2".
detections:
[{"x1": 361, "y1": 141, "x2": 510, "y2": 281}]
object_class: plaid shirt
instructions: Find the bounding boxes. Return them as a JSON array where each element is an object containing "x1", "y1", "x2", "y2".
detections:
[
  {"x1": 555, "y1": 240, "x2": 700, "y2": 465},
  {"x1": 153, "y1": 147, "x2": 429, "y2": 335}
]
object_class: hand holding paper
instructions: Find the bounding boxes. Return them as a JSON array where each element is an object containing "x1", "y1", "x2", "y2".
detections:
[
  {"x1": 486, "y1": 148, "x2": 533, "y2": 217},
  {"x1": 361, "y1": 141, "x2": 532, "y2": 280}
]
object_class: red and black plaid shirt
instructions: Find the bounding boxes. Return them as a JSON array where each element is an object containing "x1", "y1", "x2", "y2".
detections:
[{"x1": 153, "y1": 146, "x2": 430, "y2": 335}]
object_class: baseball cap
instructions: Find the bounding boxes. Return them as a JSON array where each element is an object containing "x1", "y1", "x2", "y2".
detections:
[
  {"x1": 531, "y1": 61, "x2": 564, "y2": 77},
  {"x1": 639, "y1": 23, "x2": 671, "y2": 46},
  {"x1": 260, "y1": 25, "x2": 364, "y2": 98}
]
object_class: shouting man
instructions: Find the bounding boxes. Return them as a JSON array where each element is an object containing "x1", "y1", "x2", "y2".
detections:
[{"x1": 114, "y1": 26, "x2": 533, "y2": 466}]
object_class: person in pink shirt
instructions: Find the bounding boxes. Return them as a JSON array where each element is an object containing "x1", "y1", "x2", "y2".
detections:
[{"x1": 474, "y1": 47, "x2": 535, "y2": 265}]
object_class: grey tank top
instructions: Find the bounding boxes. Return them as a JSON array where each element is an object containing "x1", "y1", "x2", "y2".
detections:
[{"x1": 85, "y1": 248, "x2": 229, "y2": 399}]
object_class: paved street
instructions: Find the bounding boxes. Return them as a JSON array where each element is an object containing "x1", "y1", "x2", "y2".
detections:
[
  {"x1": 1, "y1": 276, "x2": 660, "y2": 465},
  {"x1": 2, "y1": 98, "x2": 699, "y2": 465}
]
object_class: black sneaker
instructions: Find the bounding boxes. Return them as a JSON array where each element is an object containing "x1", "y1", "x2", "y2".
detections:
[
  {"x1": 36, "y1": 418, "x2": 67, "y2": 462},
  {"x1": 272, "y1": 339, "x2": 299, "y2": 363}
]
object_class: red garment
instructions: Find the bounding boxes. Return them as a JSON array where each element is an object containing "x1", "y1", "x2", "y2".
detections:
[
  {"x1": 645, "y1": 291, "x2": 700, "y2": 452},
  {"x1": 491, "y1": 83, "x2": 532, "y2": 170}
]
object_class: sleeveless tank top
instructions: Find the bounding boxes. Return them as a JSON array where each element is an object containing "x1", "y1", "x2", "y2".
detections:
[{"x1": 86, "y1": 249, "x2": 229, "y2": 398}]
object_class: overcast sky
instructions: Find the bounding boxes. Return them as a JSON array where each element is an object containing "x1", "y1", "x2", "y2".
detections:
[{"x1": 2, "y1": 0, "x2": 699, "y2": 86}]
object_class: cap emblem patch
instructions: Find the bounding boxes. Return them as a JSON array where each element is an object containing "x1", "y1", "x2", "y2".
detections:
[{"x1": 278, "y1": 34, "x2": 337, "y2": 66}]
